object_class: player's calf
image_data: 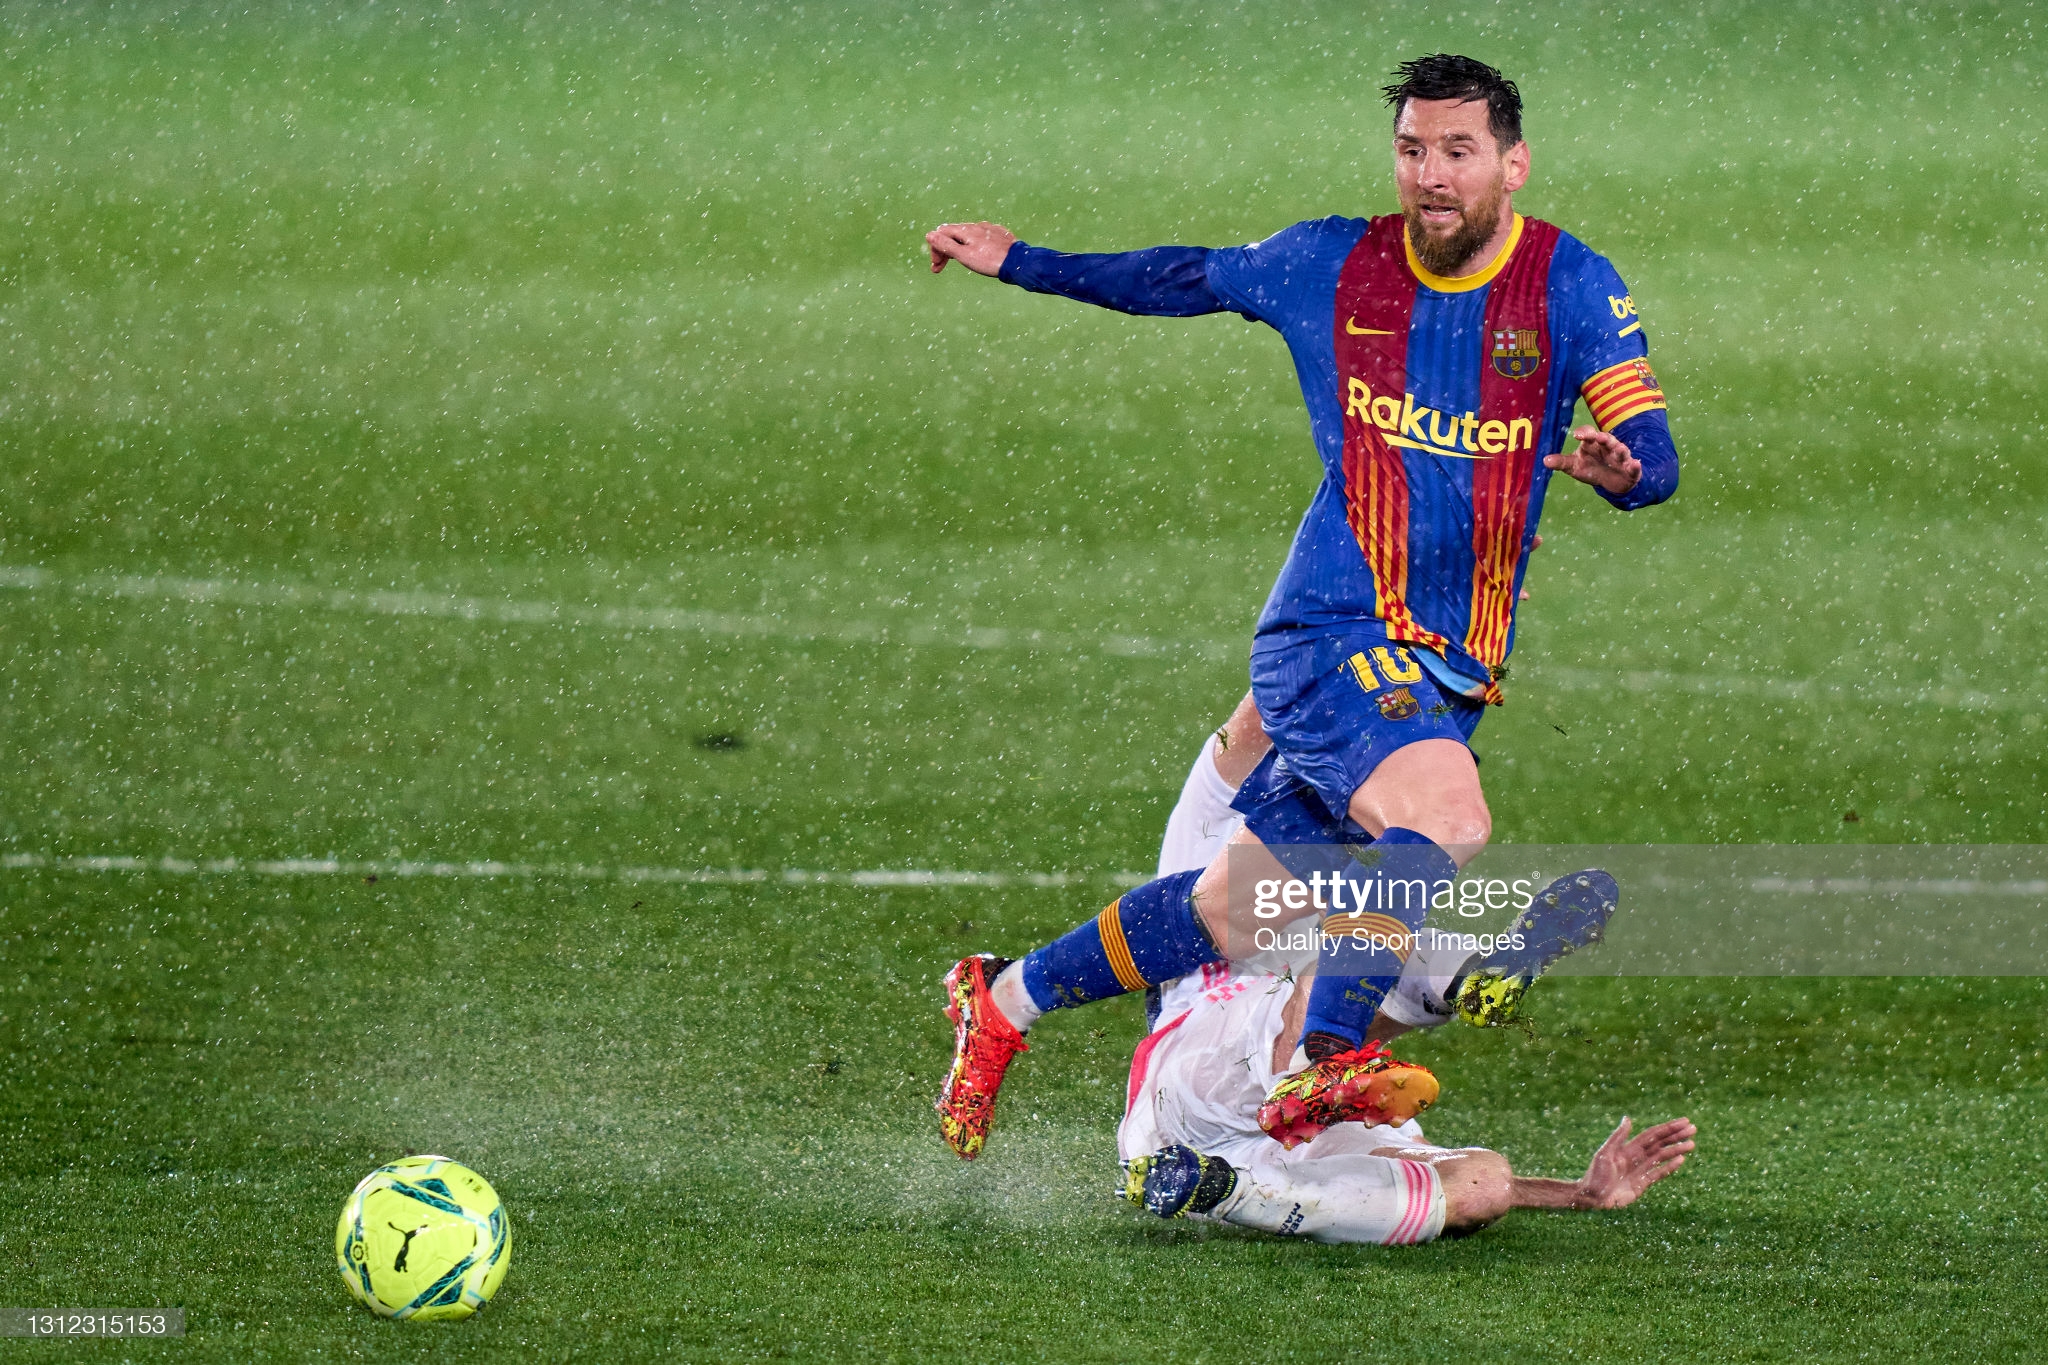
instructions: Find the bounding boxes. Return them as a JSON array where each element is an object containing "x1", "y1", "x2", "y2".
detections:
[
  {"x1": 1433, "y1": 1149, "x2": 1514, "y2": 1234},
  {"x1": 1273, "y1": 831, "x2": 1460, "y2": 1062}
]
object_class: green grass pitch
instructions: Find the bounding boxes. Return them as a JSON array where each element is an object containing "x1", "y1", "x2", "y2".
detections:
[{"x1": 2, "y1": 2, "x2": 2044, "y2": 1358}]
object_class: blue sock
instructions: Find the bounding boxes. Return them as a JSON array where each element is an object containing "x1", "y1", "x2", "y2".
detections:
[
  {"x1": 1298, "y1": 829, "x2": 1457, "y2": 1053},
  {"x1": 1021, "y1": 869, "x2": 1219, "y2": 1012}
]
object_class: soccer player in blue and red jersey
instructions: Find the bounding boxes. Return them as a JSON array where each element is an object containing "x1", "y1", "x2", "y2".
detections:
[{"x1": 926, "y1": 55, "x2": 1679, "y2": 1159}]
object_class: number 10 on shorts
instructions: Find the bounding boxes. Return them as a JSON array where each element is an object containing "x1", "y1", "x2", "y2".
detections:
[{"x1": 1348, "y1": 647, "x2": 1423, "y2": 691}]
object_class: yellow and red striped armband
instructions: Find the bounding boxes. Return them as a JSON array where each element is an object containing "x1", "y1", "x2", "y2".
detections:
[{"x1": 1581, "y1": 357, "x2": 1667, "y2": 430}]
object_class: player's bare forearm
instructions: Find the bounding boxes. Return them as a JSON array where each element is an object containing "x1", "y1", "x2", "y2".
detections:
[
  {"x1": 1507, "y1": 1176, "x2": 1589, "y2": 1210},
  {"x1": 1543, "y1": 424, "x2": 1641, "y2": 497},
  {"x1": 925, "y1": 221, "x2": 1017, "y2": 277},
  {"x1": 1513, "y1": 1116, "x2": 1697, "y2": 1212}
]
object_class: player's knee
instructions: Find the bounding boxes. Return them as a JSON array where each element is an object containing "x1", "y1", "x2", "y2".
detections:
[
  {"x1": 1191, "y1": 837, "x2": 1251, "y2": 942},
  {"x1": 1213, "y1": 692, "x2": 1272, "y2": 787},
  {"x1": 1348, "y1": 744, "x2": 1491, "y2": 858},
  {"x1": 1405, "y1": 795, "x2": 1489, "y2": 863},
  {"x1": 1436, "y1": 798, "x2": 1491, "y2": 856},
  {"x1": 1461, "y1": 810, "x2": 1493, "y2": 856},
  {"x1": 1437, "y1": 1150, "x2": 1512, "y2": 1233},
  {"x1": 1222, "y1": 691, "x2": 1266, "y2": 747}
]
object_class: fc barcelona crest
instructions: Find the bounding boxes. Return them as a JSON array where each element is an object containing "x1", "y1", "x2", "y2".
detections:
[
  {"x1": 1377, "y1": 686, "x2": 1420, "y2": 721},
  {"x1": 1491, "y1": 327, "x2": 1543, "y2": 379}
]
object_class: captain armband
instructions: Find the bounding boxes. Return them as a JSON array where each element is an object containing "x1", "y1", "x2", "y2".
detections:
[{"x1": 1581, "y1": 358, "x2": 1667, "y2": 430}]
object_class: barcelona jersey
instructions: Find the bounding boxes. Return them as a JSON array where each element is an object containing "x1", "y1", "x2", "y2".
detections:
[{"x1": 1000, "y1": 213, "x2": 1678, "y2": 702}]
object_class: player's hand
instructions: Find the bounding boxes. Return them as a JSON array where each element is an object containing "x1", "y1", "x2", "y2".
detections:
[
  {"x1": 926, "y1": 221, "x2": 1018, "y2": 277},
  {"x1": 1518, "y1": 533, "x2": 1541, "y2": 601},
  {"x1": 1545, "y1": 425, "x2": 1642, "y2": 496},
  {"x1": 1575, "y1": 1115, "x2": 1695, "y2": 1210}
]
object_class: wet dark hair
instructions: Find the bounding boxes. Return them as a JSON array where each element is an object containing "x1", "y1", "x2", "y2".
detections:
[{"x1": 1382, "y1": 54, "x2": 1523, "y2": 149}]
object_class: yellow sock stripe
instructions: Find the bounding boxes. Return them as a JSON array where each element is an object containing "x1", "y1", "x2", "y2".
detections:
[
  {"x1": 1320, "y1": 912, "x2": 1416, "y2": 963},
  {"x1": 1097, "y1": 901, "x2": 1149, "y2": 992}
]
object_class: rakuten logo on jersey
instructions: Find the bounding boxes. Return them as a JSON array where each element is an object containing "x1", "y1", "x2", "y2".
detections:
[{"x1": 1344, "y1": 378, "x2": 1534, "y2": 461}]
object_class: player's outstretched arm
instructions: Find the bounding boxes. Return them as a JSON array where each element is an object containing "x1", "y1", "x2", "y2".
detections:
[
  {"x1": 921, "y1": 221, "x2": 1229, "y2": 318},
  {"x1": 926, "y1": 221, "x2": 1018, "y2": 277},
  {"x1": 1508, "y1": 1115, "x2": 1696, "y2": 1211}
]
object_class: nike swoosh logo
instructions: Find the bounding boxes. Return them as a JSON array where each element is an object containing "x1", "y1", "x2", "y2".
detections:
[
  {"x1": 1384, "y1": 433, "x2": 1487, "y2": 460},
  {"x1": 1345, "y1": 319, "x2": 1396, "y2": 335}
]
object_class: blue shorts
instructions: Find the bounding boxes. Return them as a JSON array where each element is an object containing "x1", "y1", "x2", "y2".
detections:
[{"x1": 1233, "y1": 626, "x2": 1486, "y2": 845}]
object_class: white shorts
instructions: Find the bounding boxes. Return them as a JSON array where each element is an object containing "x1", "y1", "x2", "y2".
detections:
[{"x1": 1120, "y1": 962, "x2": 1446, "y2": 1245}]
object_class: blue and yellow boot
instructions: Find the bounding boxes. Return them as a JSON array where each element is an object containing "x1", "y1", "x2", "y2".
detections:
[
  {"x1": 1119, "y1": 1144, "x2": 1239, "y2": 1219},
  {"x1": 1455, "y1": 869, "x2": 1619, "y2": 1028}
]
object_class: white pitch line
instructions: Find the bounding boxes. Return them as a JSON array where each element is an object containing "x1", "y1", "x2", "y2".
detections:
[
  {"x1": 0, "y1": 563, "x2": 2036, "y2": 713},
  {"x1": 0, "y1": 563, "x2": 1229, "y2": 663},
  {"x1": 1537, "y1": 664, "x2": 2027, "y2": 716},
  {"x1": 1750, "y1": 876, "x2": 2048, "y2": 897},
  {"x1": 0, "y1": 850, "x2": 1143, "y2": 890},
  {"x1": 10, "y1": 852, "x2": 2044, "y2": 899}
]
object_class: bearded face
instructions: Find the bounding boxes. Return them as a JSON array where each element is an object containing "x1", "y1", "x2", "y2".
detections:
[{"x1": 1402, "y1": 162, "x2": 1507, "y2": 277}]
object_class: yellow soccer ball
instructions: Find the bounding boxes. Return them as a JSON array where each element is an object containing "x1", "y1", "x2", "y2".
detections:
[{"x1": 334, "y1": 1156, "x2": 511, "y2": 1321}]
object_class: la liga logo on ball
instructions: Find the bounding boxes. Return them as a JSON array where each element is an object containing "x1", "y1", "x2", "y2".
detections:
[{"x1": 334, "y1": 1156, "x2": 511, "y2": 1321}]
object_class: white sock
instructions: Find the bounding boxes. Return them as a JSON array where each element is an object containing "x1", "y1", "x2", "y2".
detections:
[
  {"x1": 1378, "y1": 931, "x2": 1481, "y2": 1029},
  {"x1": 1210, "y1": 1143, "x2": 1447, "y2": 1245},
  {"x1": 990, "y1": 960, "x2": 1043, "y2": 1033},
  {"x1": 1156, "y1": 730, "x2": 1245, "y2": 876}
]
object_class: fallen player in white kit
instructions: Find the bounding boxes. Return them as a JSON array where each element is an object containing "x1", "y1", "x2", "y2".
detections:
[
  {"x1": 1117, "y1": 708, "x2": 1693, "y2": 1242},
  {"x1": 1118, "y1": 954, "x2": 1696, "y2": 1242}
]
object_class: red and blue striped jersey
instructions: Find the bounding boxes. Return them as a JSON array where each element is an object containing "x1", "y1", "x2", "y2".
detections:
[{"x1": 1001, "y1": 212, "x2": 1677, "y2": 701}]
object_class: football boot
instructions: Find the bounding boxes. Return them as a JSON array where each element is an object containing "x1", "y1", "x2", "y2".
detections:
[
  {"x1": 1454, "y1": 869, "x2": 1618, "y2": 1029},
  {"x1": 934, "y1": 953, "x2": 1029, "y2": 1160},
  {"x1": 1256, "y1": 1039, "x2": 1439, "y2": 1149},
  {"x1": 1120, "y1": 1143, "x2": 1239, "y2": 1218}
]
